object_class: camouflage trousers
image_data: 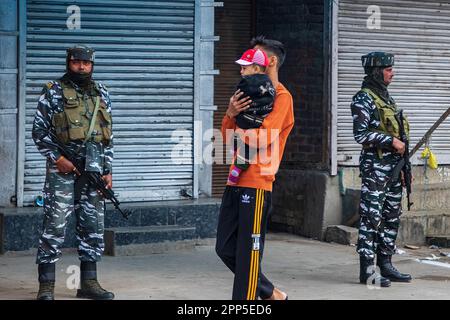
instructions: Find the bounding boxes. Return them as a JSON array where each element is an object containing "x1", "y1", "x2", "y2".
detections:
[
  {"x1": 36, "y1": 160, "x2": 105, "y2": 264},
  {"x1": 357, "y1": 151, "x2": 402, "y2": 260}
]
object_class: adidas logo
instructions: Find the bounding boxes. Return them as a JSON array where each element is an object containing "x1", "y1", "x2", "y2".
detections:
[{"x1": 241, "y1": 194, "x2": 251, "y2": 204}]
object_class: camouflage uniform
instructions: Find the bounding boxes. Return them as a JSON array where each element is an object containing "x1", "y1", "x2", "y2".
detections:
[
  {"x1": 352, "y1": 52, "x2": 412, "y2": 285},
  {"x1": 33, "y1": 45, "x2": 115, "y2": 300},
  {"x1": 33, "y1": 79, "x2": 113, "y2": 264},
  {"x1": 351, "y1": 90, "x2": 402, "y2": 260}
]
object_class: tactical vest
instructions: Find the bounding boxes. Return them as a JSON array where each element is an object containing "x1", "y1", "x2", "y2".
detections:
[
  {"x1": 361, "y1": 87, "x2": 410, "y2": 140},
  {"x1": 52, "y1": 81, "x2": 112, "y2": 144},
  {"x1": 361, "y1": 88, "x2": 409, "y2": 159}
]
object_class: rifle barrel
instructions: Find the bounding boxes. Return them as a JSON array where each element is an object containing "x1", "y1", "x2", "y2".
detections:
[{"x1": 410, "y1": 106, "x2": 450, "y2": 157}]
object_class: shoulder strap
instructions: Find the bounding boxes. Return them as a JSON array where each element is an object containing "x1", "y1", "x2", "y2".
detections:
[
  {"x1": 361, "y1": 88, "x2": 384, "y2": 107},
  {"x1": 75, "y1": 96, "x2": 100, "y2": 154},
  {"x1": 361, "y1": 87, "x2": 397, "y2": 111},
  {"x1": 84, "y1": 96, "x2": 100, "y2": 145},
  {"x1": 360, "y1": 89, "x2": 389, "y2": 160},
  {"x1": 58, "y1": 79, "x2": 69, "y2": 90},
  {"x1": 59, "y1": 80, "x2": 79, "y2": 99}
]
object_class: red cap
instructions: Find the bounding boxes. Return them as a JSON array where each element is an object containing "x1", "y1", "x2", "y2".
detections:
[{"x1": 235, "y1": 49, "x2": 269, "y2": 67}]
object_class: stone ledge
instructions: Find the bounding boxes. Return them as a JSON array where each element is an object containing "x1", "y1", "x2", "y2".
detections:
[
  {"x1": 0, "y1": 200, "x2": 220, "y2": 253},
  {"x1": 324, "y1": 225, "x2": 358, "y2": 245}
]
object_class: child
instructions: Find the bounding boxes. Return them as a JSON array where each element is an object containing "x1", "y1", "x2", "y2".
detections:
[{"x1": 227, "y1": 48, "x2": 276, "y2": 185}]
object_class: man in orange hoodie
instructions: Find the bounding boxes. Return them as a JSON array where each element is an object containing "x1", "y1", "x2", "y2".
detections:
[{"x1": 215, "y1": 36, "x2": 294, "y2": 300}]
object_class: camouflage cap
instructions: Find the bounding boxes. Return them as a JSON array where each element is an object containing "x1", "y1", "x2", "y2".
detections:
[
  {"x1": 67, "y1": 45, "x2": 95, "y2": 62},
  {"x1": 361, "y1": 52, "x2": 394, "y2": 68}
]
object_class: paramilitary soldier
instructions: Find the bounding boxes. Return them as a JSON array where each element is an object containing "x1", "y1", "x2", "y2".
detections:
[
  {"x1": 351, "y1": 52, "x2": 412, "y2": 287},
  {"x1": 32, "y1": 45, "x2": 114, "y2": 300}
]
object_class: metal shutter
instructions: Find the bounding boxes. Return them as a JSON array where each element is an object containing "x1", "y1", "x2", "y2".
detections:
[
  {"x1": 212, "y1": 0, "x2": 254, "y2": 197},
  {"x1": 24, "y1": 0, "x2": 194, "y2": 204},
  {"x1": 337, "y1": 0, "x2": 450, "y2": 166}
]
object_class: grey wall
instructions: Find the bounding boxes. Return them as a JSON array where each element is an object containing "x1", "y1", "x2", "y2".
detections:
[
  {"x1": 255, "y1": 0, "x2": 329, "y2": 170},
  {"x1": 0, "y1": 1, "x2": 19, "y2": 207},
  {"x1": 271, "y1": 169, "x2": 342, "y2": 240},
  {"x1": 197, "y1": 1, "x2": 221, "y2": 198},
  {"x1": 254, "y1": 0, "x2": 341, "y2": 237}
]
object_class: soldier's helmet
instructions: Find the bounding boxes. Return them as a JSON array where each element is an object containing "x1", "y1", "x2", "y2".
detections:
[
  {"x1": 66, "y1": 45, "x2": 95, "y2": 63},
  {"x1": 361, "y1": 52, "x2": 394, "y2": 68}
]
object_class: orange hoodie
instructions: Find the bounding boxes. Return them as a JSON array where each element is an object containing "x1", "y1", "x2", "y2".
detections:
[{"x1": 221, "y1": 82, "x2": 295, "y2": 191}]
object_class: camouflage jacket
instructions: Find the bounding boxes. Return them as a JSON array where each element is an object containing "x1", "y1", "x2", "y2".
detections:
[
  {"x1": 32, "y1": 79, "x2": 114, "y2": 174},
  {"x1": 351, "y1": 90, "x2": 393, "y2": 149}
]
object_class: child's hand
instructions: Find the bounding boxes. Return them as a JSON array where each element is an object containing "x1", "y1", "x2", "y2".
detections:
[
  {"x1": 226, "y1": 89, "x2": 252, "y2": 119},
  {"x1": 227, "y1": 166, "x2": 242, "y2": 185}
]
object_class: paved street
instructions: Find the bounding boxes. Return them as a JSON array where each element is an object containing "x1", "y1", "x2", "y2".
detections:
[{"x1": 0, "y1": 233, "x2": 449, "y2": 300}]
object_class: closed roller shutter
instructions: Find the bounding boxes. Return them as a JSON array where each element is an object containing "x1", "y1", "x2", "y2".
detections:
[
  {"x1": 212, "y1": 0, "x2": 254, "y2": 197},
  {"x1": 24, "y1": 0, "x2": 195, "y2": 204},
  {"x1": 337, "y1": 0, "x2": 450, "y2": 166}
]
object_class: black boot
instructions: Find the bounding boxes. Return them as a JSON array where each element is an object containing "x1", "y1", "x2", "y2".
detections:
[
  {"x1": 76, "y1": 262, "x2": 114, "y2": 300},
  {"x1": 377, "y1": 254, "x2": 412, "y2": 282},
  {"x1": 359, "y1": 256, "x2": 391, "y2": 287},
  {"x1": 37, "y1": 263, "x2": 55, "y2": 300}
]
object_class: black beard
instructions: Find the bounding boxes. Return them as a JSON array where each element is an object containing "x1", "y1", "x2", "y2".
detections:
[{"x1": 67, "y1": 70, "x2": 92, "y2": 89}]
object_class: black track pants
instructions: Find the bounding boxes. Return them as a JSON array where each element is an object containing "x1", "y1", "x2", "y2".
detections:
[{"x1": 215, "y1": 186, "x2": 274, "y2": 300}]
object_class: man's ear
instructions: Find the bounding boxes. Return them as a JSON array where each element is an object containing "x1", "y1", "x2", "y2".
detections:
[{"x1": 269, "y1": 55, "x2": 278, "y2": 68}]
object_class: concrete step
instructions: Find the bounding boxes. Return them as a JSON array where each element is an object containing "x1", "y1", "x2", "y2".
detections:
[
  {"x1": 398, "y1": 209, "x2": 450, "y2": 246},
  {"x1": 104, "y1": 225, "x2": 198, "y2": 256},
  {"x1": 103, "y1": 200, "x2": 220, "y2": 238},
  {"x1": 341, "y1": 167, "x2": 450, "y2": 211},
  {"x1": 341, "y1": 183, "x2": 450, "y2": 228},
  {"x1": 426, "y1": 235, "x2": 450, "y2": 248},
  {"x1": 0, "y1": 199, "x2": 220, "y2": 253}
]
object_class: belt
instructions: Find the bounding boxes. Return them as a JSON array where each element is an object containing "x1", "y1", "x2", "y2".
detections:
[{"x1": 362, "y1": 145, "x2": 393, "y2": 153}]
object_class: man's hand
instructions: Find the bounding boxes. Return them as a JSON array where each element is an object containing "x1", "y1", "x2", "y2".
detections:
[
  {"x1": 226, "y1": 89, "x2": 252, "y2": 119},
  {"x1": 102, "y1": 174, "x2": 113, "y2": 189},
  {"x1": 392, "y1": 137, "x2": 406, "y2": 155},
  {"x1": 55, "y1": 156, "x2": 80, "y2": 175}
]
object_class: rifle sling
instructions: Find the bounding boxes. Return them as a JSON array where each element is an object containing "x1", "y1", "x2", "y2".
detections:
[{"x1": 75, "y1": 95, "x2": 100, "y2": 154}]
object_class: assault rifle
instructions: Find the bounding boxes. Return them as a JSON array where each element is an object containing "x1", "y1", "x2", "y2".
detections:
[
  {"x1": 393, "y1": 110, "x2": 413, "y2": 210},
  {"x1": 45, "y1": 131, "x2": 130, "y2": 219},
  {"x1": 388, "y1": 106, "x2": 450, "y2": 211}
]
